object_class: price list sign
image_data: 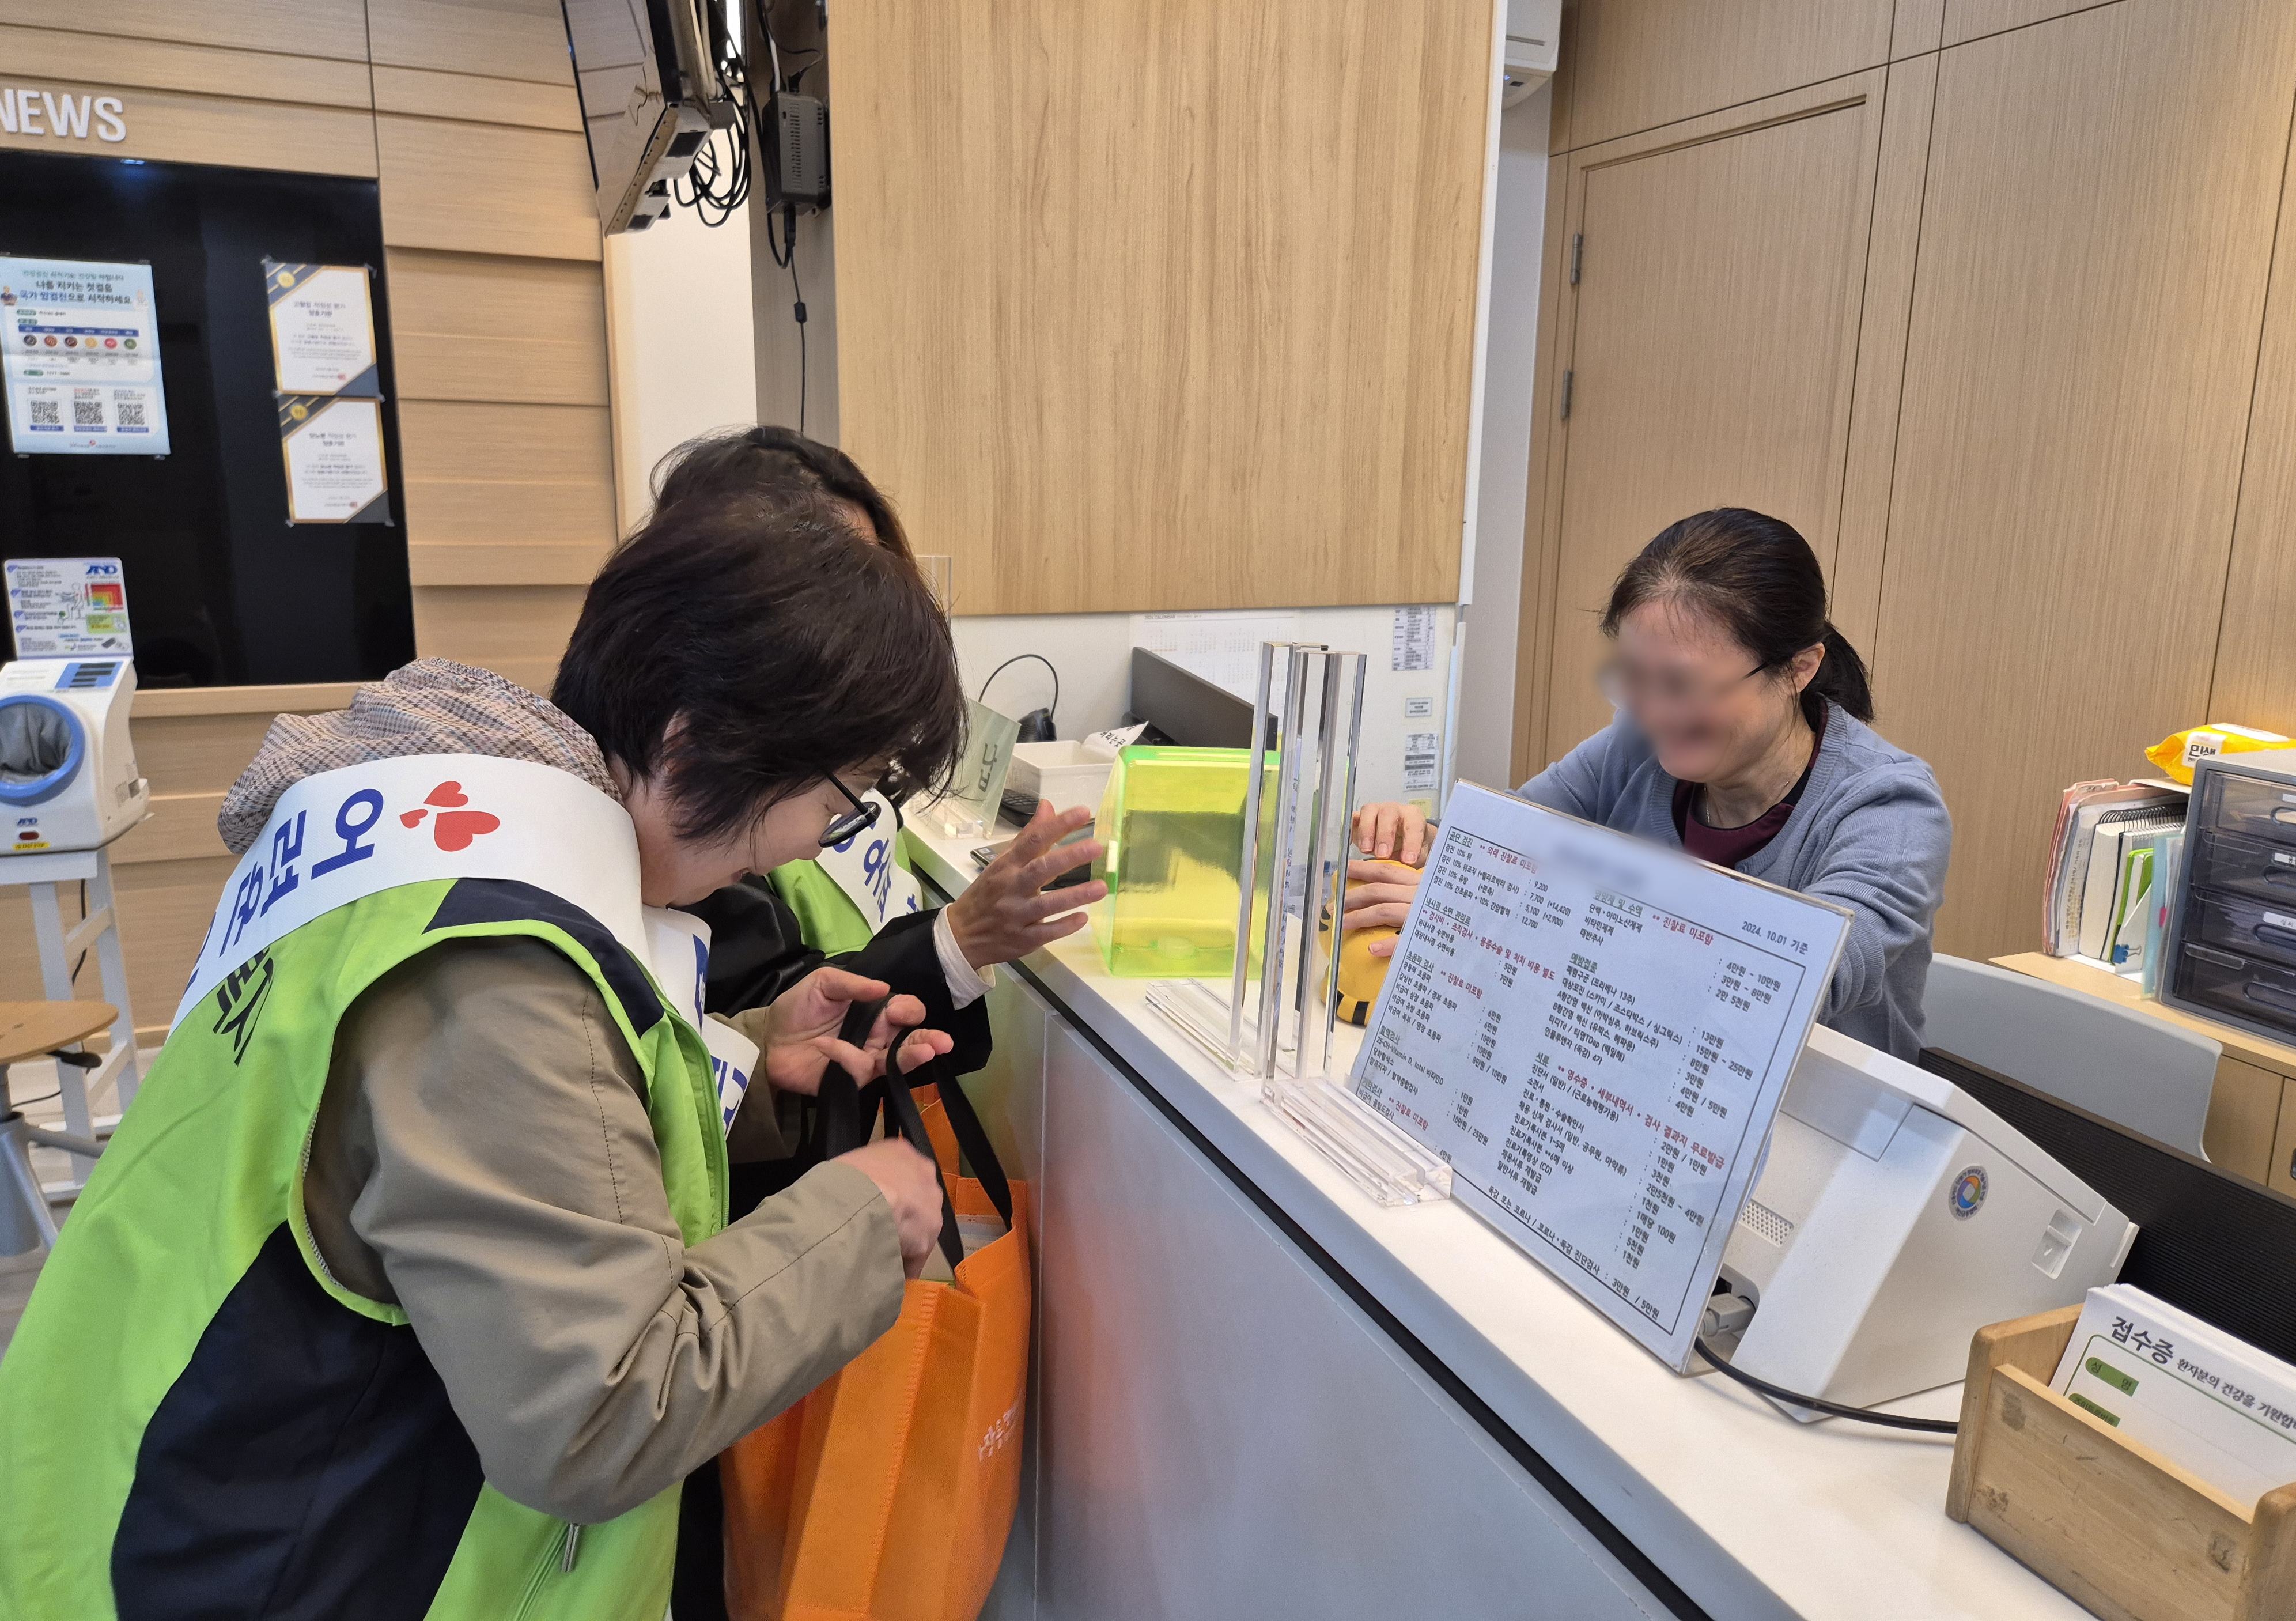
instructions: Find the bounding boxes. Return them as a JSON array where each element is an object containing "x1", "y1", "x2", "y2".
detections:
[{"x1": 1350, "y1": 784, "x2": 1850, "y2": 1372}]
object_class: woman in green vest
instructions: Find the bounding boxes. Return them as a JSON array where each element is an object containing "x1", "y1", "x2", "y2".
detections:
[{"x1": 0, "y1": 485, "x2": 967, "y2": 1619}]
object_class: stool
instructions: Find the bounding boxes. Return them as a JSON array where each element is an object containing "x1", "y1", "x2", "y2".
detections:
[{"x1": 0, "y1": 1000, "x2": 115, "y2": 1252}]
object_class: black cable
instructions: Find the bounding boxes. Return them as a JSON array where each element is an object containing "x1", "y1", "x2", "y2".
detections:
[
  {"x1": 787, "y1": 207, "x2": 806, "y2": 437},
  {"x1": 70, "y1": 878, "x2": 88, "y2": 985},
  {"x1": 978, "y1": 653, "x2": 1059, "y2": 721},
  {"x1": 1694, "y1": 1339, "x2": 1959, "y2": 1434}
]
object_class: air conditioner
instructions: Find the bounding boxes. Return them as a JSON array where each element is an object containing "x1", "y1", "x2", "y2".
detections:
[{"x1": 1503, "y1": 0, "x2": 1560, "y2": 108}]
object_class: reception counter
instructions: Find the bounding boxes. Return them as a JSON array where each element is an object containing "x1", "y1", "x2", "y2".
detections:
[{"x1": 906, "y1": 826, "x2": 2085, "y2": 1620}]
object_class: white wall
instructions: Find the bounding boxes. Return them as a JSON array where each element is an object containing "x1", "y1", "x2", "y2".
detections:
[
  {"x1": 951, "y1": 606, "x2": 1457, "y2": 810},
  {"x1": 752, "y1": 205, "x2": 837, "y2": 440},
  {"x1": 1452, "y1": 84, "x2": 1552, "y2": 795},
  {"x1": 602, "y1": 188, "x2": 759, "y2": 528}
]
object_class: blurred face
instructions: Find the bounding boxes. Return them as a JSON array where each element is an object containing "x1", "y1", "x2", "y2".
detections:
[
  {"x1": 1603, "y1": 600, "x2": 1817, "y2": 784},
  {"x1": 616, "y1": 762, "x2": 882, "y2": 907}
]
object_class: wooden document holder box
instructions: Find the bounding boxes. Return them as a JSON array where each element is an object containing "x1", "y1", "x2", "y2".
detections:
[{"x1": 1947, "y1": 1306, "x2": 2296, "y2": 1620}]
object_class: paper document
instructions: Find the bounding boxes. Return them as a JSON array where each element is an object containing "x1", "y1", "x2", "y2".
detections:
[
  {"x1": 1349, "y1": 784, "x2": 1851, "y2": 1372},
  {"x1": 2052, "y1": 1285, "x2": 2296, "y2": 1508}
]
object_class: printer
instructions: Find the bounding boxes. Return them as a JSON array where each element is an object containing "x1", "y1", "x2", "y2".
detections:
[
  {"x1": 0, "y1": 658, "x2": 148, "y2": 855},
  {"x1": 1707, "y1": 1023, "x2": 2137, "y2": 1418}
]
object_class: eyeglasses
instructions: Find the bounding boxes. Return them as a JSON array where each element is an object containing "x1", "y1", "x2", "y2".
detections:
[
  {"x1": 1596, "y1": 658, "x2": 1765, "y2": 713},
  {"x1": 819, "y1": 777, "x2": 883, "y2": 849}
]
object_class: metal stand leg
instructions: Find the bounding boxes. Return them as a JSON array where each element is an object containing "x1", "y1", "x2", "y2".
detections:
[
  {"x1": 0, "y1": 1061, "x2": 99, "y2": 1254},
  {"x1": 20, "y1": 849, "x2": 139, "y2": 1192},
  {"x1": 85, "y1": 850, "x2": 142, "y2": 1113}
]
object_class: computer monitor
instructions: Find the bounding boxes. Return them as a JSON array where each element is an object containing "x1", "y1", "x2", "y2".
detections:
[{"x1": 1126, "y1": 648, "x2": 1271, "y2": 749}]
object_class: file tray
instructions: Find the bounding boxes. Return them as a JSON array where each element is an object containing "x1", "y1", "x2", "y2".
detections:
[{"x1": 1946, "y1": 1305, "x2": 2296, "y2": 1621}]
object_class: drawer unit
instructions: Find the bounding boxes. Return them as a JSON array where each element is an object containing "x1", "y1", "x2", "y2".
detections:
[
  {"x1": 2171, "y1": 943, "x2": 2296, "y2": 1033},
  {"x1": 2187, "y1": 889, "x2": 2296, "y2": 972},
  {"x1": 2189, "y1": 828, "x2": 2296, "y2": 907},
  {"x1": 2167, "y1": 750, "x2": 2296, "y2": 1044},
  {"x1": 2194, "y1": 766, "x2": 2296, "y2": 849}
]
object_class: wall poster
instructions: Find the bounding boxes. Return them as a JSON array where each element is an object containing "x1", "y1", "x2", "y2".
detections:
[{"x1": 0, "y1": 255, "x2": 169, "y2": 455}]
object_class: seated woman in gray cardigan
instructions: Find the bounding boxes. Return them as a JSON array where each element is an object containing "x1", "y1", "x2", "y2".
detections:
[{"x1": 1348, "y1": 507, "x2": 1951, "y2": 1061}]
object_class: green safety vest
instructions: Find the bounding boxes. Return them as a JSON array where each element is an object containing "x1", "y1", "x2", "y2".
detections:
[
  {"x1": 0, "y1": 875, "x2": 727, "y2": 1620},
  {"x1": 767, "y1": 830, "x2": 923, "y2": 958}
]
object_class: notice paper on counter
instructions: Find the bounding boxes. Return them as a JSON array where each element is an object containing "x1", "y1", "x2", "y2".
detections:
[{"x1": 1349, "y1": 783, "x2": 1851, "y2": 1372}]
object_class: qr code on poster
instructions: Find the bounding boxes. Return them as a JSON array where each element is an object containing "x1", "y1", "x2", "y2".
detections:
[
  {"x1": 117, "y1": 400, "x2": 146, "y2": 428},
  {"x1": 73, "y1": 398, "x2": 104, "y2": 427},
  {"x1": 28, "y1": 398, "x2": 60, "y2": 426}
]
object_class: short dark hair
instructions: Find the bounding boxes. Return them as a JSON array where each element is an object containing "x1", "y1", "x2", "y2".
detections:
[
  {"x1": 650, "y1": 426, "x2": 913, "y2": 559},
  {"x1": 1600, "y1": 508, "x2": 1875, "y2": 726},
  {"x1": 552, "y1": 492, "x2": 964, "y2": 842}
]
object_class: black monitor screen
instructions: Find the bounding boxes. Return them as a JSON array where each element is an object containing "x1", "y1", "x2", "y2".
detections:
[{"x1": 0, "y1": 148, "x2": 415, "y2": 688}]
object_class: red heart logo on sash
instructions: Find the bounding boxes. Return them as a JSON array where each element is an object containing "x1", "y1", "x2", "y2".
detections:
[
  {"x1": 425, "y1": 781, "x2": 470, "y2": 808},
  {"x1": 432, "y1": 809, "x2": 500, "y2": 852},
  {"x1": 400, "y1": 810, "x2": 428, "y2": 827}
]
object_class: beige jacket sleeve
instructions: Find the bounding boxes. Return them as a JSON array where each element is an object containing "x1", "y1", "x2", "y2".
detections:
[{"x1": 304, "y1": 935, "x2": 905, "y2": 1524}]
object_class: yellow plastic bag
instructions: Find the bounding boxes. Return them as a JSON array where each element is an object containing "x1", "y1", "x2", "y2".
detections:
[{"x1": 2145, "y1": 723, "x2": 2291, "y2": 785}]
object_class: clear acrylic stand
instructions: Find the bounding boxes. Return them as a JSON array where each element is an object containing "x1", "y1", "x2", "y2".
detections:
[
  {"x1": 914, "y1": 698, "x2": 1020, "y2": 841},
  {"x1": 1143, "y1": 642, "x2": 1453, "y2": 1208}
]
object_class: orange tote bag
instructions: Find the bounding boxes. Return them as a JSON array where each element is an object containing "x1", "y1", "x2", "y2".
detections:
[{"x1": 722, "y1": 1059, "x2": 1030, "y2": 1621}]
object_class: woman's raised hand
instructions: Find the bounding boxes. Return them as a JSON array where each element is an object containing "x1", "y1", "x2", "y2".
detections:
[{"x1": 1351, "y1": 800, "x2": 1431, "y2": 866}]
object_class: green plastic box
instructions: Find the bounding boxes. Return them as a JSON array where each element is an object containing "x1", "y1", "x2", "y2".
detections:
[{"x1": 1090, "y1": 745, "x2": 1273, "y2": 978}]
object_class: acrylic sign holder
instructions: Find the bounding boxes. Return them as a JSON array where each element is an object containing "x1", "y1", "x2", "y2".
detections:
[
  {"x1": 915, "y1": 698, "x2": 1020, "y2": 841},
  {"x1": 1146, "y1": 641, "x2": 1452, "y2": 1208}
]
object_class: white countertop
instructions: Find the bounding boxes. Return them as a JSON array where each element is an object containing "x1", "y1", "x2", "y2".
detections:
[{"x1": 906, "y1": 824, "x2": 2083, "y2": 1621}]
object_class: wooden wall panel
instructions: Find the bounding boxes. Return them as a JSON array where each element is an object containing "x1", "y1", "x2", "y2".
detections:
[
  {"x1": 402, "y1": 475, "x2": 618, "y2": 547},
  {"x1": 399, "y1": 401, "x2": 614, "y2": 483},
  {"x1": 1889, "y1": 0, "x2": 1948, "y2": 58},
  {"x1": 376, "y1": 115, "x2": 600, "y2": 260},
  {"x1": 113, "y1": 856, "x2": 240, "y2": 1043},
  {"x1": 2208, "y1": 96, "x2": 2296, "y2": 735},
  {"x1": 1871, "y1": 0, "x2": 2296, "y2": 959},
  {"x1": 832, "y1": 0, "x2": 1493, "y2": 617},
  {"x1": 0, "y1": 27, "x2": 372, "y2": 107},
  {"x1": 368, "y1": 0, "x2": 580, "y2": 84},
  {"x1": 0, "y1": 78, "x2": 378, "y2": 177},
  {"x1": 1828, "y1": 53, "x2": 1938, "y2": 660},
  {"x1": 1942, "y1": 0, "x2": 2119, "y2": 48},
  {"x1": 388, "y1": 249, "x2": 610, "y2": 406},
  {"x1": 371, "y1": 66, "x2": 581, "y2": 131},
  {"x1": 411, "y1": 585, "x2": 588, "y2": 694},
  {"x1": 1553, "y1": 0, "x2": 1892, "y2": 152},
  {"x1": 0, "y1": 0, "x2": 369, "y2": 60}
]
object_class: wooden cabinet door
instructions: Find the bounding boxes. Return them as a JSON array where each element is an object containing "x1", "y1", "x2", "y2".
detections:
[
  {"x1": 1537, "y1": 80, "x2": 1883, "y2": 760},
  {"x1": 1871, "y1": 0, "x2": 2296, "y2": 960}
]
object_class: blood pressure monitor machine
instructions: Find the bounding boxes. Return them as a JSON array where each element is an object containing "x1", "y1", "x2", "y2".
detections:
[
  {"x1": 1706, "y1": 1024, "x2": 2137, "y2": 1418},
  {"x1": 0, "y1": 658, "x2": 147, "y2": 854}
]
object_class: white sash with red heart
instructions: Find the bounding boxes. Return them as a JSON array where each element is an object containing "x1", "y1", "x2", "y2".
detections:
[
  {"x1": 177, "y1": 754, "x2": 652, "y2": 1030},
  {"x1": 176, "y1": 753, "x2": 763, "y2": 1134}
]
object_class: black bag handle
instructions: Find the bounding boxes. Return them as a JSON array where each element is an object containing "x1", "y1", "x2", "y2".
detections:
[
  {"x1": 877, "y1": 1057, "x2": 966, "y2": 1275},
  {"x1": 819, "y1": 997, "x2": 1024, "y2": 1275},
  {"x1": 913, "y1": 1051, "x2": 1014, "y2": 1233}
]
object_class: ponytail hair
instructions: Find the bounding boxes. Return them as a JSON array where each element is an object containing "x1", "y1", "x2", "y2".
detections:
[{"x1": 1599, "y1": 508, "x2": 1874, "y2": 727}]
